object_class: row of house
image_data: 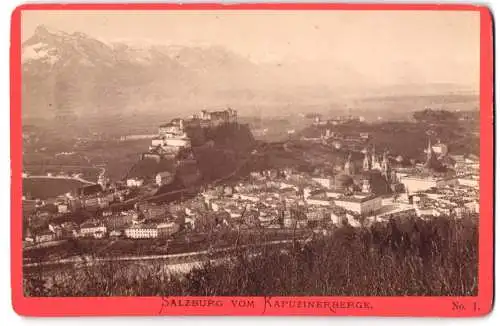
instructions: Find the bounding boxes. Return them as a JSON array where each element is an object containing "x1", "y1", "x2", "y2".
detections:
[{"x1": 29, "y1": 217, "x2": 182, "y2": 243}]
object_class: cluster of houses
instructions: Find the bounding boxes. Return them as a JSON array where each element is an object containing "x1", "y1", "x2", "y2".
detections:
[
  {"x1": 301, "y1": 127, "x2": 370, "y2": 152},
  {"x1": 396, "y1": 144, "x2": 479, "y2": 194},
  {"x1": 25, "y1": 108, "x2": 480, "y2": 246},
  {"x1": 26, "y1": 160, "x2": 479, "y2": 246},
  {"x1": 409, "y1": 185, "x2": 479, "y2": 218},
  {"x1": 24, "y1": 108, "x2": 243, "y2": 245},
  {"x1": 189, "y1": 143, "x2": 480, "y2": 231},
  {"x1": 55, "y1": 181, "x2": 139, "y2": 213},
  {"x1": 26, "y1": 204, "x2": 182, "y2": 243},
  {"x1": 192, "y1": 167, "x2": 412, "y2": 230}
]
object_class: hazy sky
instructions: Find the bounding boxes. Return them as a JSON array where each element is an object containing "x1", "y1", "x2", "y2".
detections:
[{"x1": 22, "y1": 10, "x2": 480, "y2": 89}]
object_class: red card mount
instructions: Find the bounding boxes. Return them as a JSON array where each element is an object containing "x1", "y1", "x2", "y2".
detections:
[{"x1": 10, "y1": 3, "x2": 494, "y2": 317}]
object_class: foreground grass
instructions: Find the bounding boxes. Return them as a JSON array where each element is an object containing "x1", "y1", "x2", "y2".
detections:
[{"x1": 25, "y1": 215, "x2": 478, "y2": 297}]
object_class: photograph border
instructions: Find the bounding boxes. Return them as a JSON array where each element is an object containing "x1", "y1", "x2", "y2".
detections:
[{"x1": 10, "y1": 2, "x2": 494, "y2": 317}]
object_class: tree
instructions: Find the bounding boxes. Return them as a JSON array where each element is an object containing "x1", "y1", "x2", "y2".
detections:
[{"x1": 413, "y1": 109, "x2": 459, "y2": 125}]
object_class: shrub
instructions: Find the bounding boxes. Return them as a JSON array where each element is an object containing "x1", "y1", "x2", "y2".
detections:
[{"x1": 24, "y1": 215, "x2": 478, "y2": 296}]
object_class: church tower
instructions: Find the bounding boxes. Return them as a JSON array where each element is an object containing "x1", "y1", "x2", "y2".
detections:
[
  {"x1": 423, "y1": 138, "x2": 441, "y2": 171},
  {"x1": 372, "y1": 146, "x2": 381, "y2": 170},
  {"x1": 344, "y1": 152, "x2": 355, "y2": 176},
  {"x1": 97, "y1": 173, "x2": 107, "y2": 190},
  {"x1": 362, "y1": 148, "x2": 371, "y2": 171},
  {"x1": 361, "y1": 178, "x2": 372, "y2": 193},
  {"x1": 390, "y1": 170, "x2": 399, "y2": 184},
  {"x1": 381, "y1": 151, "x2": 391, "y2": 180}
]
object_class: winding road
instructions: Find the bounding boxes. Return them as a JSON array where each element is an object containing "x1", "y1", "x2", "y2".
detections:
[{"x1": 23, "y1": 238, "x2": 304, "y2": 273}]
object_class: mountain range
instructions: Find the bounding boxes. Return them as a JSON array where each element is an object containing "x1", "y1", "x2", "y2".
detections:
[{"x1": 21, "y1": 25, "x2": 477, "y2": 120}]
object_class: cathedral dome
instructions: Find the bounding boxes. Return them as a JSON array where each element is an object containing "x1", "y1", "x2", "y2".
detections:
[
  {"x1": 334, "y1": 174, "x2": 354, "y2": 192},
  {"x1": 359, "y1": 170, "x2": 373, "y2": 180},
  {"x1": 353, "y1": 170, "x2": 391, "y2": 196}
]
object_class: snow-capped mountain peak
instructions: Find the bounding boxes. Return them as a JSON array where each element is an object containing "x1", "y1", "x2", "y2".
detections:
[{"x1": 20, "y1": 25, "x2": 300, "y2": 120}]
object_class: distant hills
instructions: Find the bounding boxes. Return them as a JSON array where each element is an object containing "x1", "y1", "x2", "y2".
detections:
[{"x1": 21, "y1": 25, "x2": 478, "y2": 121}]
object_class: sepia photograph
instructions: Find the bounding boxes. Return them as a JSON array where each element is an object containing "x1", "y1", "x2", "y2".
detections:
[{"x1": 19, "y1": 8, "x2": 483, "y2": 299}]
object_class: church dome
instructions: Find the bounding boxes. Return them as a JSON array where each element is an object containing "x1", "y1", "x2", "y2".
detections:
[
  {"x1": 359, "y1": 170, "x2": 373, "y2": 180},
  {"x1": 439, "y1": 155, "x2": 456, "y2": 167},
  {"x1": 334, "y1": 174, "x2": 354, "y2": 192},
  {"x1": 353, "y1": 170, "x2": 391, "y2": 196}
]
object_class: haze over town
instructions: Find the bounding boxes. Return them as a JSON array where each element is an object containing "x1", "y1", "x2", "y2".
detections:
[{"x1": 22, "y1": 10, "x2": 479, "y2": 120}]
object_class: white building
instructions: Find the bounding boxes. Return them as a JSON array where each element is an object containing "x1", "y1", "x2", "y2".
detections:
[
  {"x1": 306, "y1": 209, "x2": 327, "y2": 221},
  {"x1": 163, "y1": 137, "x2": 191, "y2": 148},
  {"x1": 284, "y1": 217, "x2": 296, "y2": 228},
  {"x1": 80, "y1": 222, "x2": 107, "y2": 238},
  {"x1": 159, "y1": 121, "x2": 184, "y2": 136},
  {"x1": 151, "y1": 137, "x2": 164, "y2": 147},
  {"x1": 152, "y1": 135, "x2": 191, "y2": 149},
  {"x1": 157, "y1": 222, "x2": 180, "y2": 238},
  {"x1": 329, "y1": 211, "x2": 344, "y2": 226},
  {"x1": 98, "y1": 197, "x2": 110, "y2": 209},
  {"x1": 432, "y1": 142, "x2": 448, "y2": 156},
  {"x1": 334, "y1": 194, "x2": 382, "y2": 215},
  {"x1": 156, "y1": 171, "x2": 174, "y2": 186},
  {"x1": 57, "y1": 203, "x2": 69, "y2": 214},
  {"x1": 400, "y1": 175, "x2": 458, "y2": 194},
  {"x1": 127, "y1": 177, "x2": 144, "y2": 188},
  {"x1": 376, "y1": 207, "x2": 417, "y2": 221},
  {"x1": 464, "y1": 200, "x2": 480, "y2": 214},
  {"x1": 346, "y1": 214, "x2": 362, "y2": 228},
  {"x1": 326, "y1": 190, "x2": 344, "y2": 199},
  {"x1": 306, "y1": 195, "x2": 333, "y2": 207},
  {"x1": 458, "y1": 176, "x2": 479, "y2": 188},
  {"x1": 237, "y1": 194, "x2": 260, "y2": 203},
  {"x1": 197, "y1": 108, "x2": 238, "y2": 124},
  {"x1": 124, "y1": 224, "x2": 159, "y2": 239},
  {"x1": 35, "y1": 231, "x2": 56, "y2": 243},
  {"x1": 82, "y1": 196, "x2": 110, "y2": 209},
  {"x1": 109, "y1": 230, "x2": 122, "y2": 237},
  {"x1": 312, "y1": 177, "x2": 333, "y2": 189}
]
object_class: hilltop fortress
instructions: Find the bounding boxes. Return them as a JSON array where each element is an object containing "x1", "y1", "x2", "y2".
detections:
[{"x1": 125, "y1": 108, "x2": 253, "y2": 190}]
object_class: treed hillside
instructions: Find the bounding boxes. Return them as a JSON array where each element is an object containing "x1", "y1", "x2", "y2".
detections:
[
  {"x1": 24, "y1": 215, "x2": 478, "y2": 297},
  {"x1": 193, "y1": 123, "x2": 255, "y2": 182},
  {"x1": 300, "y1": 109, "x2": 479, "y2": 159},
  {"x1": 125, "y1": 122, "x2": 256, "y2": 184},
  {"x1": 204, "y1": 123, "x2": 255, "y2": 153},
  {"x1": 185, "y1": 122, "x2": 255, "y2": 150}
]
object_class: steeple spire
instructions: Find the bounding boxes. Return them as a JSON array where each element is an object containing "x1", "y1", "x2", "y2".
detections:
[
  {"x1": 363, "y1": 148, "x2": 371, "y2": 171},
  {"x1": 371, "y1": 146, "x2": 381, "y2": 170},
  {"x1": 344, "y1": 152, "x2": 355, "y2": 175},
  {"x1": 426, "y1": 138, "x2": 433, "y2": 159},
  {"x1": 423, "y1": 137, "x2": 441, "y2": 171},
  {"x1": 381, "y1": 150, "x2": 390, "y2": 179}
]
